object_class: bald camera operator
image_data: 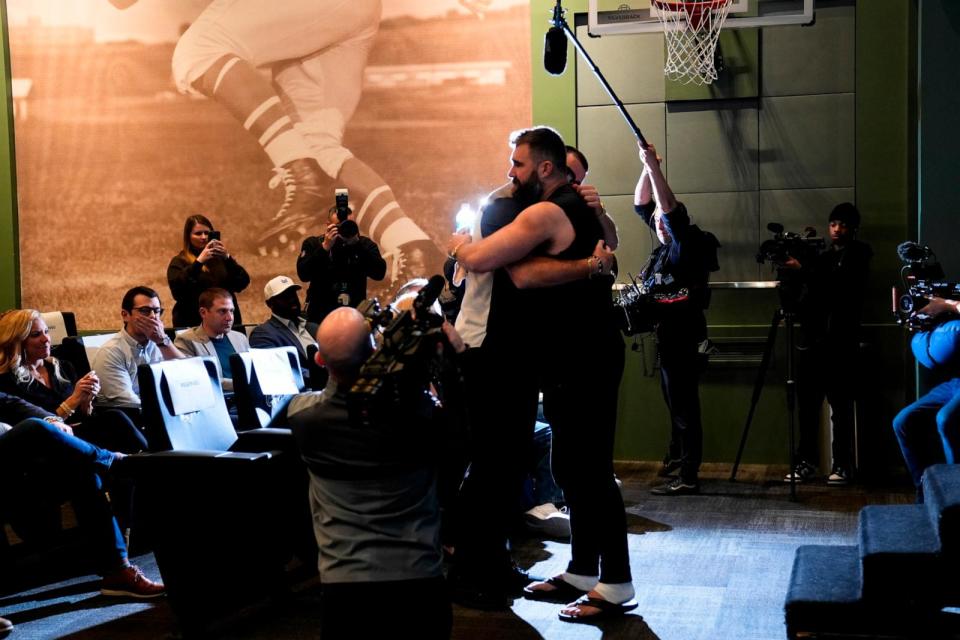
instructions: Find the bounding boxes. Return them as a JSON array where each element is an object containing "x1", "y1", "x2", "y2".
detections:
[{"x1": 287, "y1": 287, "x2": 465, "y2": 640}]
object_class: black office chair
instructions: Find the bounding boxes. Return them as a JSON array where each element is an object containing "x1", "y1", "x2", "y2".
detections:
[
  {"x1": 230, "y1": 346, "x2": 305, "y2": 431},
  {"x1": 118, "y1": 356, "x2": 312, "y2": 634}
]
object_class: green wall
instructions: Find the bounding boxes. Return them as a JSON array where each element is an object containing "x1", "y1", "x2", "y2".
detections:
[
  {"x1": 0, "y1": 1, "x2": 18, "y2": 311},
  {"x1": 530, "y1": 0, "x2": 914, "y2": 468}
]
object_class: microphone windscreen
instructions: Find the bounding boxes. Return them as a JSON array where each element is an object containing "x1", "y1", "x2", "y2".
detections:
[
  {"x1": 415, "y1": 274, "x2": 447, "y2": 312},
  {"x1": 897, "y1": 241, "x2": 926, "y2": 263},
  {"x1": 544, "y1": 26, "x2": 567, "y2": 75}
]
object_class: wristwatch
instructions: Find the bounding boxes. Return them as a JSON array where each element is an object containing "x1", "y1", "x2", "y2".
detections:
[{"x1": 157, "y1": 334, "x2": 172, "y2": 348}]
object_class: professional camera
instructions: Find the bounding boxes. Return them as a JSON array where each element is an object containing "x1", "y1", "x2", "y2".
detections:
[
  {"x1": 756, "y1": 223, "x2": 825, "y2": 267},
  {"x1": 333, "y1": 188, "x2": 359, "y2": 240},
  {"x1": 348, "y1": 275, "x2": 454, "y2": 425},
  {"x1": 614, "y1": 275, "x2": 690, "y2": 336},
  {"x1": 894, "y1": 241, "x2": 960, "y2": 329}
]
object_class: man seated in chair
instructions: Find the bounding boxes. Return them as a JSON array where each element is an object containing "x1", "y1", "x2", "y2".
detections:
[
  {"x1": 249, "y1": 276, "x2": 321, "y2": 388},
  {"x1": 174, "y1": 288, "x2": 249, "y2": 392},
  {"x1": 287, "y1": 306, "x2": 465, "y2": 639},
  {"x1": 92, "y1": 286, "x2": 184, "y2": 419}
]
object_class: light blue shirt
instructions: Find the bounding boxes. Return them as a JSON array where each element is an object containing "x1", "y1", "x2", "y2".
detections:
[{"x1": 92, "y1": 329, "x2": 163, "y2": 409}]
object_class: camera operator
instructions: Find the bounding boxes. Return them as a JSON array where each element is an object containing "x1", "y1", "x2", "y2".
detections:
[
  {"x1": 287, "y1": 305, "x2": 465, "y2": 639},
  {"x1": 783, "y1": 203, "x2": 872, "y2": 485},
  {"x1": 635, "y1": 143, "x2": 720, "y2": 496},
  {"x1": 297, "y1": 199, "x2": 387, "y2": 324},
  {"x1": 893, "y1": 295, "x2": 960, "y2": 502}
]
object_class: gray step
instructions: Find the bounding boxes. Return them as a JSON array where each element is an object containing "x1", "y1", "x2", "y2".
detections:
[
  {"x1": 923, "y1": 464, "x2": 960, "y2": 556},
  {"x1": 784, "y1": 545, "x2": 944, "y2": 639},
  {"x1": 859, "y1": 505, "x2": 941, "y2": 602}
]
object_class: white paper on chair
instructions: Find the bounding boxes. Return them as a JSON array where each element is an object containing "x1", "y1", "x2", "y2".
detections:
[
  {"x1": 163, "y1": 358, "x2": 217, "y2": 415},
  {"x1": 250, "y1": 349, "x2": 300, "y2": 396}
]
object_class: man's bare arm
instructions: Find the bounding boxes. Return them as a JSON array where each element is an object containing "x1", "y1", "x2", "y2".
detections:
[
  {"x1": 448, "y1": 202, "x2": 573, "y2": 273},
  {"x1": 506, "y1": 239, "x2": 614, "y2": 289}
]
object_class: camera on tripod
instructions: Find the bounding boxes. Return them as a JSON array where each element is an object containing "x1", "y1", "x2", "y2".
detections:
[
  {"x1": 348, "y1": 275, "x2": 452, "y2": 425},
  {"x1": 333, "y1": 188, "x2": 359, "y2": 240},
  {"x1": 756, "y1": 223, "x2": 825, "y2": 267},
  {"x1": 894, "y1": 241, "x2": 960, "y2": 329}
]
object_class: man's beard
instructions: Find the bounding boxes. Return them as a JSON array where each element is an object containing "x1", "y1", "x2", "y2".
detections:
[{"x1": 512, "y1": 175, "x2": 544, "y2": 208}]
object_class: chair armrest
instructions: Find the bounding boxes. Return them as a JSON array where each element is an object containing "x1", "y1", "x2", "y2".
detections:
[
  {"x1": 113, "y1": 449, "x2": 278, "y2": 476},
  {"x1": 232, "y1": 428, "x2": 297, "y2": 454}
]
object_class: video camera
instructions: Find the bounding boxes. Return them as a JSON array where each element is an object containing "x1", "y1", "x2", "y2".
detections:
[
  {"x1": 894, "y1": 241, "x2": 960, "y2": 330},
  {"x1": 756, "y1": 222, "x2": 826, "y2": 312},
  {"x1": 348, "y1": 275, "x2": 453, "y2": 425},
  {"x1": 756, "y1": 223, "x2": 826, "y2": 267},
  {"x1": 613, "y1": 274, "x2": 690, "y2": 336}
]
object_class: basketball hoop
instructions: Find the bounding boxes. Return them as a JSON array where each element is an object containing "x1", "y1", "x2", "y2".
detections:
[{"x1": 651, "y1": 0, "x2": 733, "y2": 85}]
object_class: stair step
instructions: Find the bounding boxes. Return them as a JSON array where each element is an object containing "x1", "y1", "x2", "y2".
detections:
[
  {"x1": 924, "y1": 464, "x2": 960, "y2": 555},
  {"x1": 784, "y1": 545, "x2": 943, "y2": 639},
  {"x1": 859, "y1": 505, "x2": 941, "y2": 602}
]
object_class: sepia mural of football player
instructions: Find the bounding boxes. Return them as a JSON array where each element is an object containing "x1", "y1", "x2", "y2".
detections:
[{"x1": 109, "y1": 0, "x2": 446, "y2": 286}]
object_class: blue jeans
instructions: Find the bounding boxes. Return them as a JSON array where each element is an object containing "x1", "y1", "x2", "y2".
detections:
[
  {"x1": 892, "y1": 378, "x2": 960, "y2": 491},
  {"x1": 0, "y1": 418, "x2": 127, "y2": 573},
  {"x1": 521, "y1": 420, "x2": 564, "y2": 510}
]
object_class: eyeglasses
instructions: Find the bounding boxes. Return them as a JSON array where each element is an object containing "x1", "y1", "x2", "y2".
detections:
[{"x1": 132, "y1": 306, "x2": 164, "y2": 317}]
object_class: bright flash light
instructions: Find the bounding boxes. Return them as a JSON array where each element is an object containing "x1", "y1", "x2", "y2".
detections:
[{"x1": 455, "y1": 202, "x2": 477, "y2": 231}]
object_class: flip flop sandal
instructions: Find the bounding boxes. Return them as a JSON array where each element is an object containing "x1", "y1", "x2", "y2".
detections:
[
  {"x1": 522, "y1": 576, "x2": 588, "y2": 602},
  {"x1": 558, "y1": 595, "x2": 640, "y2": 623}
]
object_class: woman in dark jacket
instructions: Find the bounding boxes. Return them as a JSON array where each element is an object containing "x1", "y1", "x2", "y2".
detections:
[{"x1": 167, "y1": 214, "x2": 250, "y2": 328}]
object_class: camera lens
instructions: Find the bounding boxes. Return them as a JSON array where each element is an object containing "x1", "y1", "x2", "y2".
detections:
[{"x1": 338, "y1": 219, "x2": 359, "y2": 239}]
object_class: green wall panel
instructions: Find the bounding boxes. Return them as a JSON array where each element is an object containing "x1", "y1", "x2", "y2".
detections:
[
  {"x1": 576, "y1": 103, "x2": 665, "y2": 194},
  {"x1": 762, "y1": 1, "x2": 856, "y2": 97},
  {"x1": 666, "y1": 100, "x2": 759, "y2": 193},
  {"x1": 758, "y1": 93, "x2": 856, "y2": 190}
]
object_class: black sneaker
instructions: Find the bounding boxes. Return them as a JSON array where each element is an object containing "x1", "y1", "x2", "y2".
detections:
[
  {"x1": 827, "y1": 466, "x2": 850, "y2": 486},
  {"x1": 650, "y1": 477, "x2": 699, "y2": 496},
  {"x1": 658, "y1": 457, "x2": 683, "y2": 478},
  {"x1": 783, "y1": 460, "x2": 817, "y2": 483}
]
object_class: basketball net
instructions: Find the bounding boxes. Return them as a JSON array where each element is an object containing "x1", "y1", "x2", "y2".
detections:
[{"x1": 652, "y1": 0, "x2": 733, "y2": 85}]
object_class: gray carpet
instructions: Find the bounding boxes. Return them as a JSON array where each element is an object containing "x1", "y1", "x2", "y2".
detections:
[{"x1": 0, "y1": 463, "x2": 914, "y2": 639}]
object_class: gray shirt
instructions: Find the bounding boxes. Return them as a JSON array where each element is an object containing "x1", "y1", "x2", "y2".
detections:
[
  {"x1": 288, "y1": 380, "x2": 443, "y2": 584},
  {"x1": 91, "y1": 329, "x2": 164, "y2": 409}
]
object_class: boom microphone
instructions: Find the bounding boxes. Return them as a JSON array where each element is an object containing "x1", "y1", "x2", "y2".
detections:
[{"x1": 544, "y1": 25, "x2": 568, "y2": 75}]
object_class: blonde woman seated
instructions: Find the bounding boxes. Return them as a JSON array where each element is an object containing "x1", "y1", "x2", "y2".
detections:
[{"x1": 0, "y1": 310, "x2": 147, "y2": 454}]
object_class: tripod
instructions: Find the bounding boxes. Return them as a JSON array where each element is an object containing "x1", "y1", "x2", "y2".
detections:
[{"x1": 729, "y1": 304, "x2": 800, "y2": 501}]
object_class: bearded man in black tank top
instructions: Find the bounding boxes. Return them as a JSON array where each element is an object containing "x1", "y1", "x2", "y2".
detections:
[{"x1": 449, "y1": 126, "x2": 636, "y2": 623}]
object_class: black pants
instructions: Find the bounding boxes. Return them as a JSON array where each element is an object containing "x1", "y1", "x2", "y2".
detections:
[
  {"x1": 454, "y1": 344, "x2": 539, "y2": 579},
  {"x1": 544, "y1": 338, "x2": 630, "y2": 584},
  {"x1": 321, "y1": 577, "x2": 451, "y2": 639},
  {"x1": 797, "y1": 341, "x2": 857, "y2": 470},
  {"x1": 658, "y1": 337, "x2": 704, "y2": 482}
]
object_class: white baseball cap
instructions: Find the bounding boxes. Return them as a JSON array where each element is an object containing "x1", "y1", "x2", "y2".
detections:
[{"x1": 263, "y1": 275, "x2": 301, "y2": 301}]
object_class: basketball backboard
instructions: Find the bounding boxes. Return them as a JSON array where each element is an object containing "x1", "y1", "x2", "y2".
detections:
[{"x1": 586, "y1": 0, "x2": 814, "y2": 36}]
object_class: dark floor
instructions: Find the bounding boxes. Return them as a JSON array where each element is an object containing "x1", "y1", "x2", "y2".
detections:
[{"x1": 0, "y1": 462, "x2": 914, "y2": 640}]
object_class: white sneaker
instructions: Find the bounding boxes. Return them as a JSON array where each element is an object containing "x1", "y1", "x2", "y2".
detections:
[{"x1": 524, "y1": 503, "x2": 571, "y2": 540}]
